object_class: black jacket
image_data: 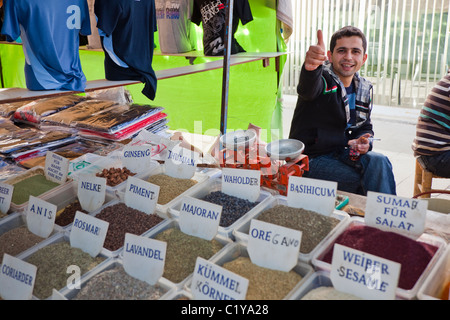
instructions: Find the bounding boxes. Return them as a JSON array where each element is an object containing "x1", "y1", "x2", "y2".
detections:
[{"x1": 289, "y1": 63, "x2": 374, "y2": 157}]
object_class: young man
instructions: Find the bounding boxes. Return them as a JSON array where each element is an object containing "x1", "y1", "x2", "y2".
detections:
[
  {"x1": 412, "y1": 71, "x2": 450, "y2": 178},
  {"x1": 289, "y1": 26, "x2": 396, "y2": 195}
]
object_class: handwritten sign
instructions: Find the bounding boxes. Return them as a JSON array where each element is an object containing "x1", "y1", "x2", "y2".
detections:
[
  {"x1": 222, "y1": 168, "x2": 260, "y2": 202},
  {"x1": 330, "y1": 244, "x2": 401, "y2": 300},
  {"x1": 164, "y1": 144, "x2": 199, "y2": 179},
  {"x1": 365, "y1": 191, "x2": 427, "y2": 239},
  {"x1": 179, "y1": 196, "x2": 222, "y2": 241},
  {"x1": 0, "y1": 254, "x2": 37, "y2": 300},
  {"x1": 45, "y1": 151, "x2": 69, "y2": 184},
  {"x1": 0, "y1": 182, "x2": 13, "y2": 215},
  {"x1": 77, "y1": 175, "x2": 106, "y2": 213},
  {"x1": 191, "y1": 257, "x2": 249, "y2": 300},
  {"x1": 287, "y1": 176, "x2": 337, "y2": 216},
  {"x1": 122, "y1": 144, "x2": 153, "y2": 173},
  {"x1": 124, "y1": 176, "x2": 159, "y2": 215},
  {"x1": 247, "y1": 219, "x2": 302, "y2": 272},
  {"x1": 26, "y1": 196, "x2": 56, "y2": 238},
  {"x1": 123, "y1": 233, "x2": 166, "y2": 285},
  {"x1": 70, "y1": 211, "x2": 109, "y2": 257}
]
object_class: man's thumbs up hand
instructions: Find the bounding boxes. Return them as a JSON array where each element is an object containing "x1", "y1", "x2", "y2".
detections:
[{"x1": 304, "y1": 30, "x2": 328, "y2": 71}]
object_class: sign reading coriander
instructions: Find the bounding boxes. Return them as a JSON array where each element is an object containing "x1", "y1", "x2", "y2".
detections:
[{"x1": 0, "y1": 254, "x2": 37, "y2": 300}]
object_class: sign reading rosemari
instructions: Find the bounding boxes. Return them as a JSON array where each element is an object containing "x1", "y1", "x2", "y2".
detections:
[
  {"x1": 70, "y1": 211, "x2": 109, "y2": 257},
  {"x1": 191, "y1": 257, "x2": 249, "y2": 300}
]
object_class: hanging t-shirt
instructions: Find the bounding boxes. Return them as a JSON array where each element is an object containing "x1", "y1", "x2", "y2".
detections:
[
  {"x1": 156, "y1": 0, "x2": 196, "y2": 54},
  {"x1": 192, "y1": 0, "x2": 253, "y2": 56},
  {"x1": 1, "y1": 0, "x2": 91, "y2": 91},
  {"x1": 94, "y1": 0, "x2": 158, "y2": 100}
]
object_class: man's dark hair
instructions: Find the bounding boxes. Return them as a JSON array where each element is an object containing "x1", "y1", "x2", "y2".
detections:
[{"x1": 330, "y1": 26, "x2": 367, "y2": 54}]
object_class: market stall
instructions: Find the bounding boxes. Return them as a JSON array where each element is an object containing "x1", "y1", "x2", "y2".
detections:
[{"x1": 0, "y1": 0, "x2": 448, "y2": 304}]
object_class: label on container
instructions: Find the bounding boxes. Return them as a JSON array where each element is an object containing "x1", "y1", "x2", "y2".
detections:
[
  {"x1": 0, "y1": 182, "x2": 13, "y2": 215},
  {"x1": 164, "y1": 144, "x2": 199, "y2": 179},
  {"x1": 124, "y1": 176, "x2": 160, "y2": 215},
  {"x1": 26, "y1": 196, "x2": 56, "y2": 238},
  {"x1": 330, "y1": 244, "x2": 401, "y2": 300},
  {"x1": 122, "y1": 144, "x2": 153, "y2": 173},
  {"x1": 51, "y1": 289, "x2": 67, "y2": 300},
  {"x1": 287, "y1": 176, "x2": 337, "y2": 216},
  {"x1": 222, "y1": 168, "x2": 260, "y2": 202},
  {"x1": 123, "y1": 233, "x2": 166, "y2": 285},
  {"x1": 45, "y1": 151, "x2": 69, "y2": 184},
  {"x1": 191, "y1": 257, "x2": 249, "y2": 300},
  {"x1": 179, "y1": 196, "x2": 222, "y2": 241},
  {"x1": 247, "y1": 219, "x2": 301, "y2": 272},
  {"x1": 0, "y1": 253, "x2": 37, "y2": 300},
  {"x1": 77, "y1": 175, "x2": 106, "y2": 213},
  {"x1": 365, "y1": 191, "x2": 427, "y2": 239},
  {"x1": 70, "y1": 211, "x2": 109, "y2": 257}
]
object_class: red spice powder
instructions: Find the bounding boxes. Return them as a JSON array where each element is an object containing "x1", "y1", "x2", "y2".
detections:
[{"x1": 320, "y1": 224, "x2": 438, "y2": 290}]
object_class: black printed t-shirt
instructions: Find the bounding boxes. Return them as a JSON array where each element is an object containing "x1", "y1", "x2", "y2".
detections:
[
  {"x1": 94, "y1": 0, "x2": 158, "y2": 100},
  {"x1": 192, "y1": 0, "x2": 253, "y2": 56}
]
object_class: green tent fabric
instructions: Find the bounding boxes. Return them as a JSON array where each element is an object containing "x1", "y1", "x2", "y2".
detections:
[{"x1": 0, "y1": 0, "x2": 287, "y2": 142}]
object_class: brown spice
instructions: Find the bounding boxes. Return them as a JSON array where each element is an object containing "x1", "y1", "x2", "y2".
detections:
[{"x1": 0, "y1": 226, "x2": 45, "y2": 263}]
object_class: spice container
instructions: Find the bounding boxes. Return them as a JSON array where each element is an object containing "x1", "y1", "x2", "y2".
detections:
[
  {"x1": 169, "y1": 178, "x2": 273, "y2": 240},
  {"x1": 418, "y1": 245, "x2": 450, "y2": 300},
  {"x1": 0, "y1": 212, "x2": 59, "y2": 263},
  {"x1": 60, "y1": 258, "x2": 176, "y2": 300},
  {"x1": 145, "y1": 219, "x2": 233, "y2": 287},
  {"x1": 312, "y1": 217, "x2": 447, "y2": 300},
  {"x1": 233, "y1": 195, "x2": 350, "y2": 263},
  {"x1": 71, "y1": 156, "x2": 159, "y2": 196},
  {"x1": 290, "y1": 271, "x2": 363, "y2": 300},
  {"x1": 90, "y1": 198, "x2": 167, "y2": 257},
  {"x1": 185, "y1": 242, "x2": 314, "y2": 300},
  {"x1": 5, "y1": 166, "x2": 74, "y2": 213},
  {"x1": 136, "y1": 165, "x2": 210, "y2": 217},
  {"x1": 16, "y1": 232, "x2": 110, "y2": 300},
  {"x1": 40, "y1": 180, "x2": 116, "y2": 232}
]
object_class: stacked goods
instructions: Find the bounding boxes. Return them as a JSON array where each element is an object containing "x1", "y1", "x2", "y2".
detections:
[
  {"x1": 73, "y1": 104, "x2": 167, "y2": 141},
  {"x1": 13, "y1": 95, "x2": 86, "y2": 125}
]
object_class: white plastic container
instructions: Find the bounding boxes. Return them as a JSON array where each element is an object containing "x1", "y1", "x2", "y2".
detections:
[
  {"x1": 311, "y1": 217, "x2": 447, "y2": 300},
  {"x1": 132, "y1": 165, "x2": 211, "y2": 217},
  {"x1": 16, "y1": 232, "x2": 111, "y2": 300},
  {"x1": 168, "y1": 177, "x2": 274, "y2": 240},
  {"x1": 232, "y1": 195, "x2": 350, "y2": 263},
  {"x1": 184, "y1": 242, "x2": 314, "y2": 300},
  {"x1": 418, "y1": 245, "x2": 450, "y2": 300},
  {"x1": 70, "y1": 156, "x2": 159, "y2": 196},
  {"x1": 88, "y1": 198, "x2": 169, "y2": 257},
  {"x1": 142, "y1": 219, "x2": 234, "y2": 288},
  {"x1": 59, "y1": 257, "x2": 177, "y2": 300},
  {"x1": 5, "y1": 166, "x2": 74, "y2": 212}
]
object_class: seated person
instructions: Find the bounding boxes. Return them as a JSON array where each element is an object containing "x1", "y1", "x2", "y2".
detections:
[
  {"x1": 412, "y1": 71, "x2": 450, "y2": 178},
  {"x1": 289, "y1": 26, "x2": 396, "y2": 195}
]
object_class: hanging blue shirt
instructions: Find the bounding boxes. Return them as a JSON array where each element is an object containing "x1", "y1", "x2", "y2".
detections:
[
  {"x1": 94, "y1": 0, "x2": 158, "y2": 100},
  {"x1": 1, "y1": 0, "x2": 91, "y2": 92}
]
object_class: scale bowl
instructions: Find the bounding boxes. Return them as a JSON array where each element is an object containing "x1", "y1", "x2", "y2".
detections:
[
  {"x1": 220, "y1": 130, "x2": 257, "y2": 151},
  {"x1": 266, "y1": 139, "x2": 305, "y2": 162}
]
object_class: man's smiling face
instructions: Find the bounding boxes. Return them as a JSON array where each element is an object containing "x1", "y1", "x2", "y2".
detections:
[{"x1": 327, "y1": 36, "x2": 368, "y2": 87}]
